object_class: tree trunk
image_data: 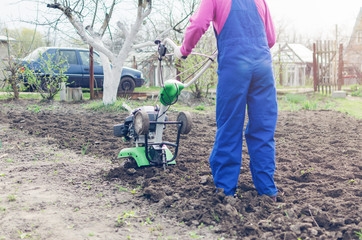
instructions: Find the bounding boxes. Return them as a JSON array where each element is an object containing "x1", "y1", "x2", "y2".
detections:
[
  {"x1": 9, "y1": 75, "x2": 19, "y2": 99},
  {"x1": 99, "y1": 51, "x2": 123, "y2": 105},
  {"x1": 103, "y1": 70, "x2": 122, "y2": 105},
  {"x1": 49, "y1": 1, "x2": 152, "y2": 105}
]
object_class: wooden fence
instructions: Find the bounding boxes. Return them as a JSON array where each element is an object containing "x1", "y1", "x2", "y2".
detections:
[{"x1": 313, "y1": 41, "x2": 344, "y2": 94}]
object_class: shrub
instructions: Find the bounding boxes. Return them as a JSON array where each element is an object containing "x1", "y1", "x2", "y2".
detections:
[
  {"x1": 350, "y1": 84, "x2": 361, "y2": 97},
  {"x1": 22, "y1": 52, "x2": 69, "y2": 100}
]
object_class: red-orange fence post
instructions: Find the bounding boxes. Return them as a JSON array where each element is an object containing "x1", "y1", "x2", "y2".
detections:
[{"x1": 89, "y1": 46, "x2": 95, "y2": 100}]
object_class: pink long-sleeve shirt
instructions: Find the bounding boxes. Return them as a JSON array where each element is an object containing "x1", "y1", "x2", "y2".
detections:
[{"x1": 180, "y1": 0, "x2": 275, "y2": 56}]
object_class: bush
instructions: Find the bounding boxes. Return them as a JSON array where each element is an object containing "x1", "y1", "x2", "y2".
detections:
[
  {"x1": 22, "y1": 52, "x2": 69, "y2": 100},
  {"x1": 350, "y1": 84, "x2": 361, "y2": 97}
]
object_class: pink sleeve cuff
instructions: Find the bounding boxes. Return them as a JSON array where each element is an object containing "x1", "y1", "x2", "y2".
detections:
[{"x1": 180, "y1": 46, "x2": 188, "y2": 56}]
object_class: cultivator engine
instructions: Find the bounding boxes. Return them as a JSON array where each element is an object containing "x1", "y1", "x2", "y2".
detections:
[
  {"x1": 113, "y1": 104, "x2": 192, "y2": 168},
  {"x1": 113, "y1": 37, "x2": 216, "y2": 168}
]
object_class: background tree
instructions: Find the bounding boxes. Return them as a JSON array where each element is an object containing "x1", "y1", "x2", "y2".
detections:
[
  {"x1": 41, "y1": 0, "x2": 199, "y2": 104},
  {"x1": 40, "y1": 0, "x2": 152, "y2": 105},
  {"x1": 3, "y1": 28, "x2": 45, "y2": 56},
  {"x1": 0, "y1": 30, "x2": 22, "y2": 99},
  {"x1": 177, "y1": 30, "x2": 217, "y2": 99}
]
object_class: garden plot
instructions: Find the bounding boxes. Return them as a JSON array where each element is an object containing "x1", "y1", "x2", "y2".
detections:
[{"x1": 0, "y1": 99, "x2": 361, "y2": 240}]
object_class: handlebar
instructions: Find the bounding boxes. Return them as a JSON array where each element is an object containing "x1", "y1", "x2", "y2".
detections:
[
  {"x1": 161, "y1": 38, "x2": 178, "y2": 49},
  {"x1": 134, "y1": 37, "x2": 217, "y2": 89},
  {"x1": 156, "y1": 38, "x2": 217, "y2": 88},
  {"x1": 133, "y1": 37, "x2": 178, "y2": 50},
  {"x1": 137, "y1": 37, "x2": 216, "y2": 60}
]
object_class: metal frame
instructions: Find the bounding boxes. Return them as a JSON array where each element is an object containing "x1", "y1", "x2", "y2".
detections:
[
  {"x1": 118, "y1": 38, "x2": 217, "y2": 167},
  {"x1": 144, "y1": 119, "x2": 183, "y2": 165}
]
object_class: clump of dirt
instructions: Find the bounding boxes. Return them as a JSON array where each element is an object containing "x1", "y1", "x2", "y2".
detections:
[{"x1": 1, "y1": 99, "x2": 362, "y2": 239}]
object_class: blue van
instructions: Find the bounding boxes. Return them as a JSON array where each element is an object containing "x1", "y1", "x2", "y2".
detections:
[{"x1": 20, "y1": 47, "x2": 145, "y2": 92}]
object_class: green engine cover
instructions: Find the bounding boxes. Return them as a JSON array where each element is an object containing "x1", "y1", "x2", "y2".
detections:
[
  {"x1": 118, "y1": 147, "x2": 175, "y2": 167},
  {"x1": 159, "y1": 80, "x2": 184, "y2": 106}
]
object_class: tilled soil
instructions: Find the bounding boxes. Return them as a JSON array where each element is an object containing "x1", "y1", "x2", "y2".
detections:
[{"x1": 1, "y1": 99, "x2": 361, "y2": 240}]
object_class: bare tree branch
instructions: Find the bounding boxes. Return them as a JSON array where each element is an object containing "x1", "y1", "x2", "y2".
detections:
[
  {"x1": 91, "y1": 0, "x2": 99, "y2": 28},
  {"x1": 99, "y1": 0, "x2": 115, "y2": 36},
  {"x1": 142, "y1": 0, "x2": 152, "y2": 19},
  {"x1": 117, "y1": 21, "x2": 129, "y2": 38},
  {"x1": 132, "y1": 27, "x2": 172, "y2": 49},
  {"x1": 172, "y1": 10, "x2": 193, "y2": 33},
  {"x1": 47, "y1": 2, "x2": 115, "y2": 62}
]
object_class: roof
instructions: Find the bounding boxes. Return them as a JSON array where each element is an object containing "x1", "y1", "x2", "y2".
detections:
[
  {"x1": 346, "y1": 7, "x2": 362, "y2": 50},
  {"x1": 0, "y1": 35, "x2": 16, "y2": 42},
  {"x1": 271, "y1": 43, "x2": 313, "y2": 63}
]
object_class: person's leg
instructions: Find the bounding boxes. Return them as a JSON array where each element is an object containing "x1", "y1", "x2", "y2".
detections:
[
  {"x1": 245, "y1": 58, "x2": 278, "y2": 196},
  {"x1": 209, "y1": 62, "x2": 251, "y2": 196}
]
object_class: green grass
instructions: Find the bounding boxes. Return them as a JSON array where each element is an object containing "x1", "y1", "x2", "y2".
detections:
[
  {"x1": 189, "y1": 231, "x2": 205, "y2": 239},
  {"x1": 278, "y1": 92, "x2": 362, "y2": 119},
  {"x1": 0, "y1": 90, "x2": 91, "y2": 101},
  {"x1": 335, "y1": 98, "x2": 362, "y2": 119},
  {"x1": 0, "y1": 92, "x2": 42, "y2": 100},
  {"x1": 276, "y1": 84, "x2": 313, "y2": 90},
  {"x1": 19, "y1": 93, "x2": 42, "y2": 99},
  {"x1": 82, "y1": 92, "x2": 91, "y2": 100},
  {"x1": 284, "y1": 94, "x2": 307, "y2": 103},
  {"x1": 81, "y1": 142, "x2": 89, "y2": 155},
  {"x1": 302, "y1": 100, "x2": 318, "y2": 110},
  {"x1": 354, "y1": 228, "x2": 362, "y2": 240},
  {"x1": 8, "y1": 194, "x2": 16, "y2": 202},
  {"x1": 134, "y1": 86, "x2": 161, "y2": 92},
  {"x1": 27, "y1": 105, "x2": 41, "y2": 113},
  {"x1": 194, "y1": 105, "x2": 205, "y2": 111},
  {"x1": 81, "y1": 88, "x2": 102, "y2": 92},
  {"x1": 170, "y1": 102, "x2": 215, "y2": 114},
  {"x1": 1, "y1": 87, "x2": 360, "y2": 119},
  {"x1": 81, "y1": 98, "x2": 213, "y2": 114},
  {"x1": 82, "y1": 99, "x2": 130, "y2": 112}
]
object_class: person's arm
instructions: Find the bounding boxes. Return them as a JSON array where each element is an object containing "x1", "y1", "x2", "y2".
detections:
[
  {"x1": 180, "y1": 0, "x2": 215, "y2": 56},
  {"x1": 264, "y1": 1, "x2": 275, "y2": 48},
  {"x1": 255, "y1": 0, "x2": 276, "y2": 48}
]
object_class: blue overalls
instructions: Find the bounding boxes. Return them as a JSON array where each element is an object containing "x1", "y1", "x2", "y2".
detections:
[{"x1": 209, "y1": 0, "x2": 278, "y2": 196}]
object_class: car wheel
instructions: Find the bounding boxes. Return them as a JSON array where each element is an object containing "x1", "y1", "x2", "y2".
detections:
[
  {"x1": 40, "y1": 77, "x2": 56, "y2": 93},
  {"x1": 118, "y1": 77, "x2": 136, "y2": 93},
  {"x1": 24, "y1": 83, "x2": 35, "y2": 92}
]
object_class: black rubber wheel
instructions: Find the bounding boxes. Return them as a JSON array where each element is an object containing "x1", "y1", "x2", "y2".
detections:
[
  {"x1": 177, "y1": 111, "x2": 192, "y2": 134},
  {"x1": 118, "y1": 76, "x2": 136, "y2": 92},
  {"x1": 134, "y1": 110, "x2": 150, "y2": 135}
]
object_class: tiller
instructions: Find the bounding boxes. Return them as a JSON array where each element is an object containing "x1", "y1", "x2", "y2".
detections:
[{"x1": 113, "y1": 38, "x2": 216, "y2": 168}]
